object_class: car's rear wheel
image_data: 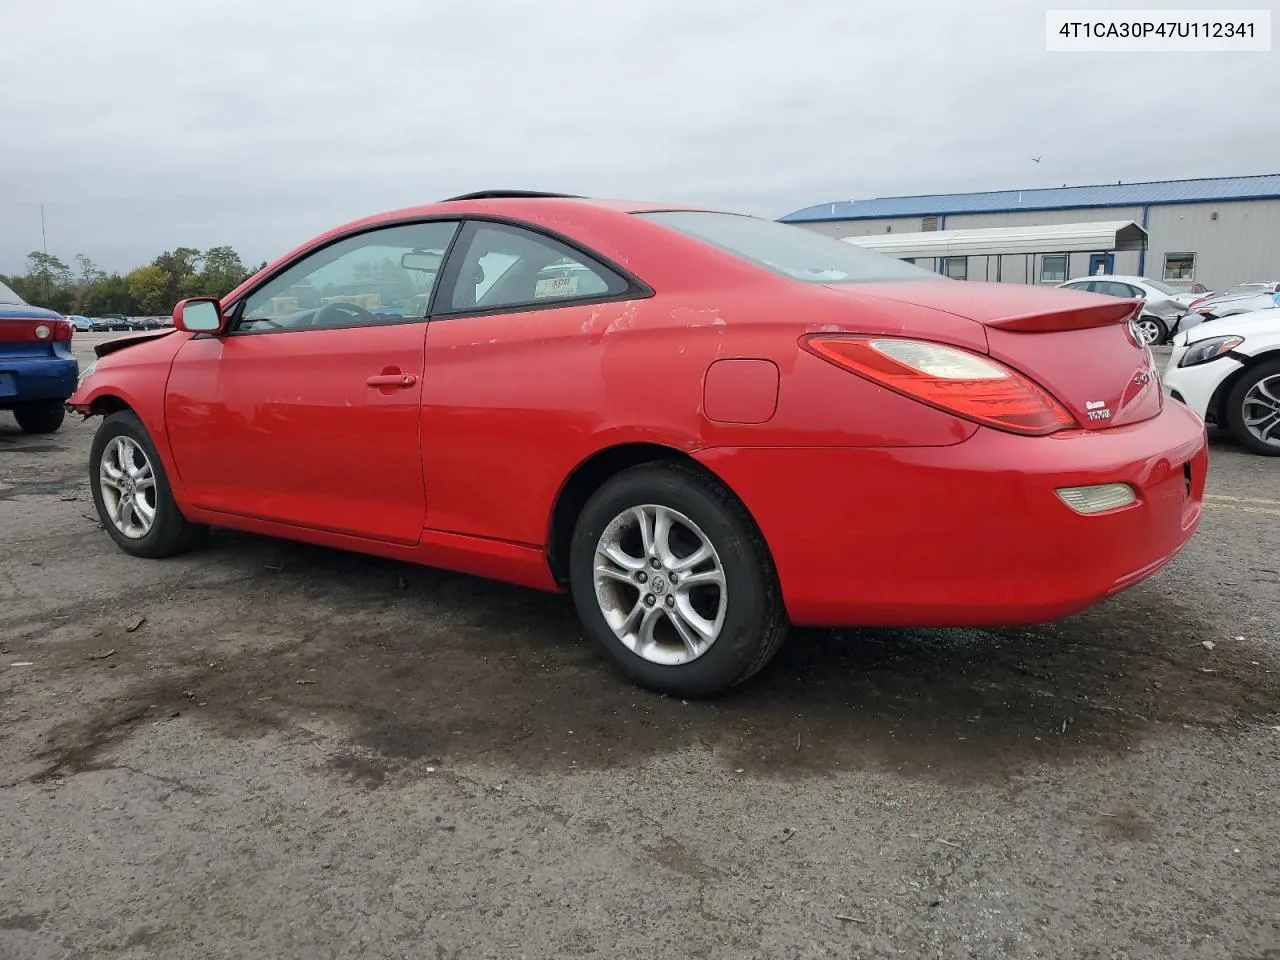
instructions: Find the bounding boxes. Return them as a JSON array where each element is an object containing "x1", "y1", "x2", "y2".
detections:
[
  {"x1": 568, "y1": 462, "x2": 788, "y2": 698},
  {"x1": 1136, "y1": 315, "x2": 1168, "y2": 346},
  {"x1": 1225, "y1": 359, "x2": 1280, "y2": 456},
  {"x1": 90, "y1": 411, "x2": 208, "y2": 557},
  {"x1": 13, "y1": 399, "x2": 66, "y2": 434}
]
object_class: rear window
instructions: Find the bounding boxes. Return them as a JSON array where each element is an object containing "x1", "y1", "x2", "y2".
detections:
[
  {"x1": 0, "y1": 279, "x2": 25, "y2": 304},
  {"x1": 636, "y1": 211, "x2": 942, "y2": 284}
]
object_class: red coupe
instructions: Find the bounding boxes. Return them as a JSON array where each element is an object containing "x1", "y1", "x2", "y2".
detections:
[{"x1": 70, "y1": 191, "x2": 1208, "y2": 696}]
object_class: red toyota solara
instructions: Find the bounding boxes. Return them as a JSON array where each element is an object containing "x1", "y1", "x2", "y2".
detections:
[{"x1": 70, "y1": 191, "x2": 1207, "y2": 697}]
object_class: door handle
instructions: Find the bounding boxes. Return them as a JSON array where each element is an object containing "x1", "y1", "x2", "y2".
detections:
[{"x1": 366, "y1": 373, "x2": 417, "y2": 388}]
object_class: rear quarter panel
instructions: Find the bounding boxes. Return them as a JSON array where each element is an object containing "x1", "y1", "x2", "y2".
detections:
[{"x1": 421, "y1": 282, "x2": 979, "y2": 547}]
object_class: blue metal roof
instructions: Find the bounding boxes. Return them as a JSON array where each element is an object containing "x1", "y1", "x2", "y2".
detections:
[{"x1": 781, "y1": 174, "x2": 1280, "y2": 222}]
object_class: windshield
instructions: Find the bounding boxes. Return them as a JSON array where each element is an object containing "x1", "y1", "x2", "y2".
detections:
[
  {"x1": 1143, "y1": 279, "x2": 1182, "y2": 296},
  {"x1": 1227, "y1": 283, "x2": 1268, "y2": 295},
  {"x1": 636, "y1": 211, "x2": 942, "y2": 284},
  {"x1": 0, "y1": 279, "x2": 26, "y2": 304}
]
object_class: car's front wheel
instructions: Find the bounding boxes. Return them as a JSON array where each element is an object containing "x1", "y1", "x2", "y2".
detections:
[
  {"x1": 1225, "y1": 358, "x2": 1280, "y2": 456},
  {"x1": 13, "y1": 399, "x2": 66, "y2": 434},
  {"x1": 568, "y1": 462, "x2": 789, "y2": 698},
  {"x1": 90, "y1": 410, "x2": 208, "y2": 557}
]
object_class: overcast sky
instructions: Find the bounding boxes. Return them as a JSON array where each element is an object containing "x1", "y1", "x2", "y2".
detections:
[{"x1": 2, "y1": 0, "x2": 1277, "y2": 274}]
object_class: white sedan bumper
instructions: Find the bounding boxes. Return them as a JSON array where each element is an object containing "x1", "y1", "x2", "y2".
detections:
[{"x1": 1162, "y1": 342, "x2": 1245, "y2": 421}]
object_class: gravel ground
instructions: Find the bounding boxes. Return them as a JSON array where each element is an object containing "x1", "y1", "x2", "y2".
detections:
[{"x1": 2, "y1": 336, "x2": 1278, "y2": 959}]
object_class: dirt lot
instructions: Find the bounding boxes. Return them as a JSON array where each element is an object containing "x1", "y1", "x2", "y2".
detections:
[{"x1": 2, "y1": 335, "x2": 1279, "y2": 959}]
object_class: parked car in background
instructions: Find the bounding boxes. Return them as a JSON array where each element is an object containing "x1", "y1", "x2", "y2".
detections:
[
  {"x1": 1057, "y1": 275, "x2": 1191, "y2": 345},
  {"x1": 66, "y1": 314, "x2": 94, "y2": 332},
  {"x1": 0, "y1": 279, "x2": 78, "y2": 433},
  {"x1": 1184, "y1": 282, "x2": 1280, "y2": 324},
  {"x1": 1163, "y1": 306, "x2": 1280, "y2": 456},
  {"x1": 71, "y1": 191, "x2": 1207, "y2": 697},
  {"x1": 1167, "y1": 280, "x2": 1212, "y2": 298},
  {"x1": 94, "y1": 314, "x2": 134, "y2": 331}
]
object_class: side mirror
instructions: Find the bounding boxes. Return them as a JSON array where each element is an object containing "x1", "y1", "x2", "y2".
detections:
[{"x1": 174, "y1": 297, "x2": 226, "y2": 334}]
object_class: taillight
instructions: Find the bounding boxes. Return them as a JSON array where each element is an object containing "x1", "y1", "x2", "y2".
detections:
[
  {"x1": 801, "y1": 335, "x2": 1075, "y2": 436},
  {"x1": 3, "y1": 319, "x2": 73, "y2": 343}
]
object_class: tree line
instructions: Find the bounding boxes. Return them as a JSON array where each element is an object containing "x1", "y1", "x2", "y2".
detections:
[{"x1": 1, "y1": 246, "x2": 266, "y2": 317}]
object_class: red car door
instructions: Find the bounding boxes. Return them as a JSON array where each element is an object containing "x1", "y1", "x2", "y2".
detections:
[
  {"x1": 420, "y1": 219, "x2": 651, "y2": 545},
  {"x1": 164, "y1": 220, "x2": 459, "y2": 545}
]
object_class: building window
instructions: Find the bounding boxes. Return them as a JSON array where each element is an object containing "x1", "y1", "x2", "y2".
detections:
[
  {"x1": 1040, "y1": 254, "x2": 1067, "y2": 283},
  {"x1": 1164, "y1": 252, "x2": 1195, "y2": 280},
  {"x1": 942, "y1": 257, "x2": 967, "y2": 280}
]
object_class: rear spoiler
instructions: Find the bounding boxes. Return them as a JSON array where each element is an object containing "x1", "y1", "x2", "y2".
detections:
[
  {"x1": 94, "y1": 328, "x2": 177, "y2": 358},
  {"x1": 984, "y1": 300, "x2": 1141, "y2": 333}
]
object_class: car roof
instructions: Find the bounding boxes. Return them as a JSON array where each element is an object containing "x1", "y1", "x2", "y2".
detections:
[
  {"x1": 342, "y1": 193, "x2": 712, "y2": 229},
  {"x1": 216, "y1": 192, "x2": 738, "y2": 306},
  {"x1": 1062, "y1": 275, "x2": 1149, "y2": 285}
]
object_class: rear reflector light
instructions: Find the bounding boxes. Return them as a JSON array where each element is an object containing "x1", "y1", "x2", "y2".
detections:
[
  {"x1": 801, "y1": 335, "x2": 1075, "y2": 436},
  {"x1": 34, "y1": 323, "x2": 51, "y2": 339},
  {"x1": 1056, "y1": 483, "x2": 1137, "y2": 515}
]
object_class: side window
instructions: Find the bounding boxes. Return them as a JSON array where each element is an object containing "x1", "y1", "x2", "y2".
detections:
[
  {"x1": 1094, "y1": 281, "x2": 1132, "y2": 298},
  {"x1": 237, "y1": 221, "x2": 460, "y2": 333},
  {"x1": 443, "y1": 223, "x2": 630, "y2": 312}
]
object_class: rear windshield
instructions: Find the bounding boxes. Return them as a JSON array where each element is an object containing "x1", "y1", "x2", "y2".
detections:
[
  {"x1": 636, "y1": 211, "x2": 942, "y2": 284},
  {"x1": 0, "y1": 279, "x2": 25, "y2": 304},
  {"x1": 1143, "y1": 279, "x2": 1182, "y2": 295}
]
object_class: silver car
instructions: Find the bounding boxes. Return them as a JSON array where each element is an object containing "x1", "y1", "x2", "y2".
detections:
[
  {"x1": 1057, "y1": 275, "x2": 1193, "y2": 345},
  {"x1": 1183, "y1": 281, "x2": 1280, "y2": 329}
]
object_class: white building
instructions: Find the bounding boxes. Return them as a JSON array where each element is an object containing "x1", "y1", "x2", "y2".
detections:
[{"x1": 780, "y1": 174, "x2": 1280, "y2": 292}]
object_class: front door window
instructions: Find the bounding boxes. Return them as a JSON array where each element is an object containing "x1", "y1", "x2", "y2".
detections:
[{"x1": 237, "y1": 221, "x2": 460, "y2": 332}]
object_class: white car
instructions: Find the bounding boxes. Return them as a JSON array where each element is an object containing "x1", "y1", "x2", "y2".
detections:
[{"x1": 1162, "y1": 307, "x2": 1280, "y2": 456}]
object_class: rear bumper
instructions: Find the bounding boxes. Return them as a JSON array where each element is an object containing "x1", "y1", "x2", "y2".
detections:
[
  {"x1": 0, "y1": 356, "x2": 79, "y2": 405},
  {"x1": 695, "y1": 401, "x2": 1208, "y2": 628}
]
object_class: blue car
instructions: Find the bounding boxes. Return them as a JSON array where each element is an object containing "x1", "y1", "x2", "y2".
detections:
[{"x1": 1, "y1": 280, "x2": 78, "y2": 433}]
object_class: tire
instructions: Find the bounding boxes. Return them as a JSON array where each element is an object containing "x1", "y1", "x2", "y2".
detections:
[
  {"x1": 1136, "y1": 315, "x2": 1168, "y2": 346},
  {"x1": 1224, "y1": 358, "x2": 1280, "y2": 457},
  {"x1": 568, "y1": 461, "x2": 789, "y2": 698},
  {"x1": 89, "y1": 410, "x2": 208, "y2": 557},
  {"x1": 13, "y1": 399, "x2": 65, "y2": 434}
]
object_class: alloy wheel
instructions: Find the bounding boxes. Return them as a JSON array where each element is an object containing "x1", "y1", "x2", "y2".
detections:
[
  {"x1": 1135, "y1": 317, "x2": 1164, "y2": 345},
  {"x1": 591, "y1": 504, "x2": 727, "y2": 666},
  {"x1": 1242, "y1": 374, "x2": 1280, "y2": 448},
  {"x1": 99, "y1": 435, "x2": 158, "y2": 539}
]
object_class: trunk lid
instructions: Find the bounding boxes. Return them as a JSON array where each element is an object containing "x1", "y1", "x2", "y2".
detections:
[{"x1": 833, "y1": 280, "x2": 1162, "y2": 430}]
